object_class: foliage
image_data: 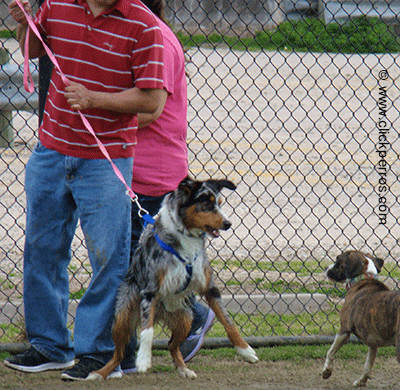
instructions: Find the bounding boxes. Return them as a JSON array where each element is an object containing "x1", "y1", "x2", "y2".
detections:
[
  {"x1": 178, "y1": 17, "x2": 400, "y2": 54},
  {"x1": 0, "y1": 30, "x2": 15, "y2": 39}
]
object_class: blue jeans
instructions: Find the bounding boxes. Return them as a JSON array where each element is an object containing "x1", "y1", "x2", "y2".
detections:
[
  {"x1": 24, "y1": 142, "x2": 133, "y2": 364},
  {"x1": 122, "y1": 193, "x2": 209, "y2": 366}
]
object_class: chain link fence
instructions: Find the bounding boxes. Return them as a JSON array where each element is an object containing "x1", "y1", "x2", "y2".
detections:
[{"x1": 0, "y1": 0, "x2": 399, "y2": 347}]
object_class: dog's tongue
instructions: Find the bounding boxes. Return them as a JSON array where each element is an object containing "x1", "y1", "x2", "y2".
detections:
[{"x1": 209, "y1": 229, "x2": 220, "y2": 238}]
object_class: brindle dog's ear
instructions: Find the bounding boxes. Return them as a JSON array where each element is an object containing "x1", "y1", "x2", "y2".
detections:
[
  {"x1": 208, "y1": 179, "x2": 237, "y2": 192},
  {"x1": 368, "y1": 254, "x2": 384, "y2": 273},
  {"x1": 375, "y1": 257, "x2": 384, "y2": 273}
]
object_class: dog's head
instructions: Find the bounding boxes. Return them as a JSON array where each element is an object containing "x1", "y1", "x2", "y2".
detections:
[
  {"x1": 163, "y1": 176, "x2": 236, "y2": 238},
  {"x1": 326, "y1": 250, "x2": 384, "y2": 283}
]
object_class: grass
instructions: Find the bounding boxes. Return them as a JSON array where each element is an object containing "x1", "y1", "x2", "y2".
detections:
[
  {"x1": 254, "y1": 278, "x2": 346, "y2": 297},
  {"x1": 209, "y1": 309, "x2": 340, "y2": 338},
  {"x1": 69, "y1": 288, "x2": 86, "y2": 300},
  {"x1": 0, "y1": 30, "x2": 15, "y2": 39},
  {"x1": 196, "y1": 343, "x2": 396, "y2": 362},
  {"x1": 178, "y1": 16, "x2": 400, "y2": 54},
  {"x1": 0, "y1": 344, "x2": 396, "y2": 368},
  {"x1": 210, "y1": 256, "x2": 332, "y2": 275},
  {"x1": 3, "y1": 16, "x2": 398, "y2": 54},
  {"x1": 0, "y1": 323, "x2": 23, "y2": 343}
]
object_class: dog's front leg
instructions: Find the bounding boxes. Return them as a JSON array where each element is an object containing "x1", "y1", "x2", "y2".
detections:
[
  {"x1": 89, "y1": 303, "x2": 135, "y2": 380},
  {"x1": 136, "y1": 293, "x2": 157, "y2": 373},
  {"x1": 169, "y1": 309, "x2": 197, "y2": 379},
  {"x1": 353, "y1": 346, "x2": 377, "y2": 387},
  {"x1": 322, "y1": 331, "x2": 350, "y2": 380},
  {"x1": 205, "y1": 287, "x2": 258, "y2": 364}
]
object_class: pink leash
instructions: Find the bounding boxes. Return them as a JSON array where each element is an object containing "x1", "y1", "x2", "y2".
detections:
[{"x1": 15, "y1": 0, "x2": 146, "y2": 208}]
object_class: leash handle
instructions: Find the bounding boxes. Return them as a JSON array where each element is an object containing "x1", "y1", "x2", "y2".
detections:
[{"x1": 15, "y1": 0, "x2": 138, "y2": 202}]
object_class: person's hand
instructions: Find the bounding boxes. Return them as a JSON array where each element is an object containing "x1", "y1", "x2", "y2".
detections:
[
  {"x1": 9, "y1": 1, "x2": 31, "y2": 26},
  {"x1": 64, "y1": 81, "x2": 93, "y2": 111}
]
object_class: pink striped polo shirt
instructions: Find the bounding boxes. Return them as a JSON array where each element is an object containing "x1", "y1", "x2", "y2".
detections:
[{"x1": 34, "y1": 0, "x2": 164, "y2": 159}]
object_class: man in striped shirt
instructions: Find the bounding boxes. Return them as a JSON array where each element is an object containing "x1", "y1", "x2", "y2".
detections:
[{"x1": 6, "y1": 0, "x2": 165, "y2": 380}]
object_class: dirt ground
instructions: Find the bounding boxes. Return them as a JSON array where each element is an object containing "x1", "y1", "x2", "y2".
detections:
[{"x1": 1, "y1": 348, "x2": 400, "y2": 390}]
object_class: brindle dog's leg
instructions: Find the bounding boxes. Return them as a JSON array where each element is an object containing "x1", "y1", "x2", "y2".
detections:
[
  {"x1": 322, "y1": 331, "x2": 350, "y2": 380},
  {"x1": 353, "y1": 346, "x2": 377, "y2": 387},
  {"x1": 204, "y1": 286, "x2": 258, "y2": 363}
]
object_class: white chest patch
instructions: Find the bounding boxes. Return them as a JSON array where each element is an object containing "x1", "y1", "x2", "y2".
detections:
[{"x1": 158, "y1": 250, "x2": 207, "y2": 312}]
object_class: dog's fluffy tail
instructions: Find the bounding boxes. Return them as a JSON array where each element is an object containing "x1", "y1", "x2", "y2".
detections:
[{"x1": 114, "y1": 281, "x2": 140, "y2": 327}]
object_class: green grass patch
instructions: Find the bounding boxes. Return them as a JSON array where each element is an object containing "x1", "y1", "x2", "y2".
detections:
[
  {"x1": 178, "y1": 16, "x2": 400, "y2": 54},
  {"x1": 207, "y1": 309, "x2": 340, "y2": 339},
  {"x1": 69, "y1": 288, "x2": 86, "y2": 300},
  {"x1": 0, "y1": 323, "x2": 24, "y2": 343},
  {"x1": 0, "y1": 344, "x2": 396, "y2": 365},
  {"x1": 192, "y1": 343, "x2": 396, "y2": 362},
  {"x1": 210, "y1": 257, "x2": 331, "y2": 275},
  {"x1": 0, "y1": 30, "x2": 15, "y2": 39},
  {"x1": 254, "y1": 278, "x2": 346, "y2": 297}
]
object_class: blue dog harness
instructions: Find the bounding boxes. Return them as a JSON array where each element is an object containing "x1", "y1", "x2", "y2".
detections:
[{"x1": 141, "y1": 213, "x2": 194, "y2": 294}]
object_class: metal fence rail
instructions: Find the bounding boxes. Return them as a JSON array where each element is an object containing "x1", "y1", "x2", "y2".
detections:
[{"x1": 1, "y1": 0, "x2": 399, "y2": 347}]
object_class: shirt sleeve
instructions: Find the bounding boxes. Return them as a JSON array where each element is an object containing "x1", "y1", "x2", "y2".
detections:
[{"x1": 132, "y1": 20, "x2": 164, "y2": 90}]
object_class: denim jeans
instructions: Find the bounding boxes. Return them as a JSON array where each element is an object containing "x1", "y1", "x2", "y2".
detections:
[{"x1": 24, "y1": 142, "x2": 133, "y2": 364}]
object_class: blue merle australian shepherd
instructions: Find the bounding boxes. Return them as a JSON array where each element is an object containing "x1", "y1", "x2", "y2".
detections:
[{"x1": 91, "y1": 176, "x2": 258, "y2": 380}]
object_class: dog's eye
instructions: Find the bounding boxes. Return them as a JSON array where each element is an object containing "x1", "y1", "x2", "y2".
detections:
[{"x1": 200, "y1": 201, "x2": 215, "y2": 212}]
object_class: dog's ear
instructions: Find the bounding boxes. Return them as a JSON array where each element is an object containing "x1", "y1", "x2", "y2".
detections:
[
  {"x1": 178, "y1": 176, "x2": 197, "y2": 196},
  {"x1": 374, "y1": 257, "x2": 384, "y2": 273},
  {"x1": 207, "y1": 179, "x2": 237, "y2": 192},
  {"x1": 369, "y1": 254, "x2": 384, "y2": 273}
]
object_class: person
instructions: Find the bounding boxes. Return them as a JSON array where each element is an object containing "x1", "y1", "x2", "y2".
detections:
[
  {"x1": 5, "y1": 0, "x2": 165, "y2": 381},
  {"x1": 120, "y1": 0, "x2": 215, "y2": 372}
]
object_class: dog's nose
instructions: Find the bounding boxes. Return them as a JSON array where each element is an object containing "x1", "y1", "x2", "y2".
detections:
[{"x1": 222, "y1": 220, "x2": 232, "y2": 230}]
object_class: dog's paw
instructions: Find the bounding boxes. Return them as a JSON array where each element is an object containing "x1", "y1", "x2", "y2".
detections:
[
  {"x1": 322, "y1": 367, "x2": 332, "y2": 380},
  {"x1": 177, "y1": 367, "x2": 197, "y2": 379},
  {"x1": 353, "y1": 376, "x2": 369, "y2": 387},
  {"x1": 136, "y1": 328, "x2": 154, "y2": 373},
  {"x1": 86, "y1": 372, "x2": 104, "y2": 380},
  {"x1": 235, "y1": 345, "x2": 259, "y2": 363},
  {"x1": 136, "y1": 348, "x2": 152, "y2": 373},
  {"x1": 136, "y1": 357, "x2": 152, "y2": 373}
]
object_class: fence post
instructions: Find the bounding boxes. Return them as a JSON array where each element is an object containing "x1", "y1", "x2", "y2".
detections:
[{"x1": 0, "y1": 48, "x2": 13, "y2": 148}]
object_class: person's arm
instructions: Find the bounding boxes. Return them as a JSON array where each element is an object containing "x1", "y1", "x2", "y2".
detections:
[
  {"x1": 9, "y1": 1, "x2": 46, "y2": 59},
  {"x1": 64, "y1": 81, "x2": 166, "y2": 115},
  {"x1": 137, "y1": 89, "x2": 168, "y2": 128}
]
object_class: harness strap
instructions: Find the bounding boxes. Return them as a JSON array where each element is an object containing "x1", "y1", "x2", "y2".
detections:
[
  {"x1": 141, "y1": 211, "x2": 194, "y2": 293},
  {"x1": 154, "y1": 233, "x2": 194, "y2": 294},
  {"x1": 142, "y1": 213, "x2": 156, "y2": 227}
]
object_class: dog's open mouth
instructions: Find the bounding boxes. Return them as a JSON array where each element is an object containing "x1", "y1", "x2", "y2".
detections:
[{"x1": 206, "y1": 226, "x2": 220, "y2": 237}]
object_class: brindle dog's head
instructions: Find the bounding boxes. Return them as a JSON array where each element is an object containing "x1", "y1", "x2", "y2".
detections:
[
  {"x1": 163, "y1": 176, "x2": 236, "y2": 238},
  {"x1": 326, "y1": 250, "x2": 384, "y2": 283}
]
